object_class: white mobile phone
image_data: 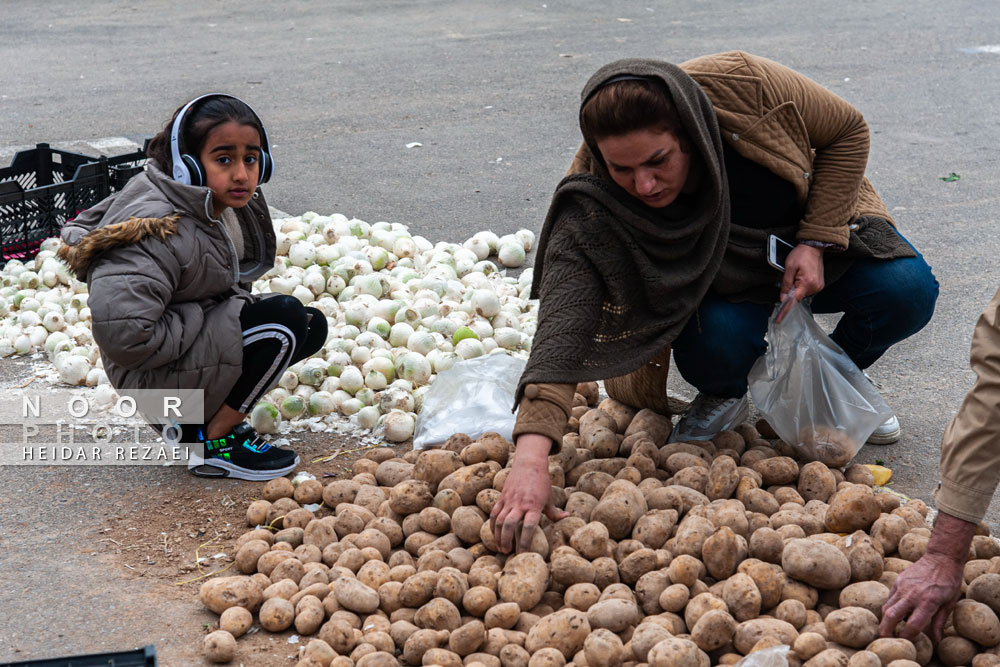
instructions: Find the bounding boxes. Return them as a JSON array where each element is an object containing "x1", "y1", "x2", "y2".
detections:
[{"x1": 767, "y1": 234, "x2": 795, "y2": 271}]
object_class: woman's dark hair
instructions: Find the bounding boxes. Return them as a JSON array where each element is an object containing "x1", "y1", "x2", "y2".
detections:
[
  {"x1": 146, "y1": 96, "x2": 265, "y2": 172},
  {"x1": 580, "y1": 79, "x2": 690, "y2": 152}
]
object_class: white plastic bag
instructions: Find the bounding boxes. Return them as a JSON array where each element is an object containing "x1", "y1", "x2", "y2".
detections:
[
  {"x1": 748, "y1": 295, "x2": 894, "y2": 467},
  {"x1": 412, "y1": 353, "x2": 526, "y2": 450},
  {"x1": 736, "y1": 645, "x2": 790, "y2": 666}
]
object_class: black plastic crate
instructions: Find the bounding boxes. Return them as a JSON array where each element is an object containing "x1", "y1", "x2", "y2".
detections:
[
  {"x1": 0, "y1": 142, "x2": 147, "y2": 265},
  {"x1": 0, "y1": 645, "x2": 156, "y2": 666},
  {"x1": 108, "y1": 151, "x2": 148, "y2": 192}
]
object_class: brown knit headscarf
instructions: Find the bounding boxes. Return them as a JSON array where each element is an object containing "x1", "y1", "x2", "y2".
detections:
[{"x1": 515, "y1": 58, "x2": 731, "y2": 401}]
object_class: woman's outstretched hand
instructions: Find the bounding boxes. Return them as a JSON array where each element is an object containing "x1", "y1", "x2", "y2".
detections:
[
  {"x1": 777, "y1": 243, "x2": 825, "y2": 323},
  {"x1": 490, "y1": 434, "x2": 568, "y2": 553}
]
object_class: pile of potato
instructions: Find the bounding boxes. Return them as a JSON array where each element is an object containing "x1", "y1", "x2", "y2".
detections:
[{"x1": 197, "y1": 383, "x2": 1000, "y2": 667}]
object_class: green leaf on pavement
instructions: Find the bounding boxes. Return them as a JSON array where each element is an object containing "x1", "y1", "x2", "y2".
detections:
[{"x1": 940, "y1": 172, "x2": 960, "y2": 182}]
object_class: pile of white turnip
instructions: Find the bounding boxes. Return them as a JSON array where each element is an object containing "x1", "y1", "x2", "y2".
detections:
[
  {"x1": 0, "y1": 213, "x2": 538, "y2": 440},
  {"x1": 196, "y1": 386, "x2": 1000, "y2": 667},
  {"x1": 247, "y1": 214, "x2": 537, "y2": 442}
]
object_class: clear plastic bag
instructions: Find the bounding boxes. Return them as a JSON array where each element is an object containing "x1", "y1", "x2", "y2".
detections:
[
  {"x1": 412, "y1": 353, "x2": 526, "y2": 450},
  {"x1": 748, "y1": 295, "x2": 894, "y2": 467},
  {"x1": 736, "y1": 645, "x2": 790, "y2": 667}
]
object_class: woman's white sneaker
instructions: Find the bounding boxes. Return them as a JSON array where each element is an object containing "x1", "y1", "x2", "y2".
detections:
[{"x1": 867, "y1": 414, "x2": 901, "y2": 445}]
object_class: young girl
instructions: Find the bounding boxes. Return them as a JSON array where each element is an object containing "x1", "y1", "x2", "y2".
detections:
[{"x1": 58, "y1": 94, "x2": 327, "y2": 481}]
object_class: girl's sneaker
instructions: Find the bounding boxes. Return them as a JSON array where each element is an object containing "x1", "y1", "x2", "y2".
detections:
[{"x1": 187, "y1": 423, "x2": 299, "y2": 481}]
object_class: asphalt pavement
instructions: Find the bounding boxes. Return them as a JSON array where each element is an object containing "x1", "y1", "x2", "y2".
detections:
[{"x1": 1, "y1": 0, "x2": 999, "y2": 661}]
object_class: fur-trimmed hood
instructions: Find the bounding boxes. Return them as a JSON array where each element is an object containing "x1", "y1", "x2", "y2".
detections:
[
  {"x1": 59, "y1": 160, "x2": 274, "y2": 284},
  {"x1": 59, "y1": 159, "x2": 211, "y2": 278},
  {"x1": 58, "y1": 214, "x2": 179, "y2": 278}
]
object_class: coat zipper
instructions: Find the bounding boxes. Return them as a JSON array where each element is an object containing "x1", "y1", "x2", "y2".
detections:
[{"x1": 203, "y1": 192, "x2": 240, "y2": 284}]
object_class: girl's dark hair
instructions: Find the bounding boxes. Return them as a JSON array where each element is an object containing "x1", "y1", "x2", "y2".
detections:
[
  {"x1": 146, "y1": 96, "x2": 264, "y2": 172},
  {"x1": 580, "y1": 79, "x2": 690, "y2": 152}
]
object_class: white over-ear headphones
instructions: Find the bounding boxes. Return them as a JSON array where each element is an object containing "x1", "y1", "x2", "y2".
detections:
[{"x1": 169, "y1": 93, "x2": 274, "y2": 186}]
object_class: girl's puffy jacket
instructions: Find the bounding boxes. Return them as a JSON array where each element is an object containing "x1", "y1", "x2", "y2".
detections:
[{"x1": 58, "y1": 160, "x2": 277, "y2": 421}]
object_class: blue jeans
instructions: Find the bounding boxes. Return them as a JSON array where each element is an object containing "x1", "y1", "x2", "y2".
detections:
[{"x1": 671, "y1": 231, "x2": 939, "y2": 398}]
